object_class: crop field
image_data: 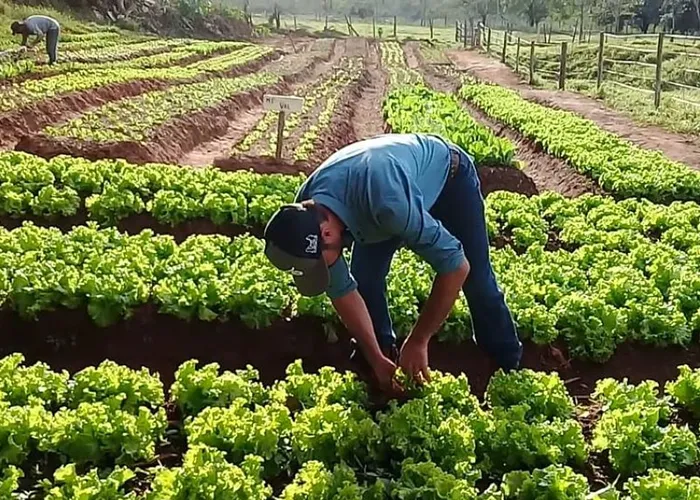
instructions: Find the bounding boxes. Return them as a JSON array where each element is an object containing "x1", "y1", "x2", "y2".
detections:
[{"x1": 2, "y1": 17, "x2": 700, "y2": 499}]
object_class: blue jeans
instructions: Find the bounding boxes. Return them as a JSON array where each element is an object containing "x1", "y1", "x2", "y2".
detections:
[
  {"x1": 350, "y1": 147, "x2": 523, "y2": 370},
  {"x1": 46, "y1": 28, "x2": 59, "y2": 64}
]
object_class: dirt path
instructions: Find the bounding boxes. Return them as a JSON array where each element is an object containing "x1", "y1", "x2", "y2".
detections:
[
  {"x1": 351, "y1": 40, "x2": 387, "y2": 141},
  {"x1": 447, "y1": 49, "x2": 700, "y2": 171},
  {"x1": 178, "y1": 40, "x2": 349, "y2": 167}
]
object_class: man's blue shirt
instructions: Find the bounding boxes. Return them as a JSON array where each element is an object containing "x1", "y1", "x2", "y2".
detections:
[{"x1": 295, "y1": 133, "x2": 465, "y2": 299}]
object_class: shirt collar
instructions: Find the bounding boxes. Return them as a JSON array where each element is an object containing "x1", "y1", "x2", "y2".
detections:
[{"x1": 313, "y1": 193, "x2": 358, "y2": 239}]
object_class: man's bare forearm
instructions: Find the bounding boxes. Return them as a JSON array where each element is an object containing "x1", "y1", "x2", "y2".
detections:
[
  {"x1": 332, "y1": 290, "x2": 384, "y2": 363},
  {"x1": 408, "y1": 259, "x2": 470, "y2": 345}
]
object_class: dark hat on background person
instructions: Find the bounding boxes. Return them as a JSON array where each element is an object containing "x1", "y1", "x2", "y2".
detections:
[
  {"x1": 264, "y1": 203, "x2": 330, "y2": 297},
  {"x1": 11, "y1": 21, "x2": 23, "y2": 34}
]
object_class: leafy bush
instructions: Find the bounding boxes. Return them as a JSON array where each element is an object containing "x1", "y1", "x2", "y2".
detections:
[
  {"x1": 494, "y1": 465, "x2": 590, "y2": 499},
  {"x1": 378, "y1": 394, "x2": 479, "y2": 477},
  {"x1": 280, "y1": 461, "x2": 385, "y2": 500},
  {"x1": 147, "y1": 445, "x2": 272, "y2": 499},
  {"x1": 485, "y1": 369, "x2": 574, "y2": 422},
  {"x1": 0, "y1": 353, "x2": 69, "y2": 408},
  {"x1": 271, "y1": 360, "x2": 369, "y2": 410},
  {"x1": 479, "y1": 407, "x2": 587, "y2": 475},
  {"x1": 623, "y1": 468, "x2": 700, "y2": 499},
  {"x1": 390, "y1": 460, "x2": 479, "y2": 499},
  {"x1": 39, "y1": 403, "x2": 167, "y2": 466},
  {"x1": 69, "y1": 360, "x2": 164, "y2": 412},
  {"x1": 592, "y1": 405, "x2": 698, "y2": 475},
  {"x1": 186, "y1": 399, "x2": 292, "y2": 475},
  {"x1": 291, "y1": 403, "x2": 383, "y2": 469},
  {"x1": 666, "y1": 365, "x2": 700, "y2": 418},
  {"x1": 43, "y1": 464, "x2": 136, "y2": 499},
  {"x1": 170, "y1": 360, "x2": 267, "y2": 416}
]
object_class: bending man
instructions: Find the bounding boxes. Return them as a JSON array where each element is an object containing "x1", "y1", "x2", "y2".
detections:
[
  {"x1": 263, "y1": 133, "x2": 522, "y2": 391},
  {"x1": 11, "y1": 15, "x2": 60, "y2": 65}
]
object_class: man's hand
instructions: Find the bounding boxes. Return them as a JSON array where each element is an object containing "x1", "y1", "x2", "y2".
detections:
[
  {"x1": 370, "y1": 354, "x2": 403, "y2": 394},
  {"x1": 399, "y1": 335, "x2": 431, "y2": 384},
  {"x1": 332, "y1": 289, "x2": 404, "y2": 396}
]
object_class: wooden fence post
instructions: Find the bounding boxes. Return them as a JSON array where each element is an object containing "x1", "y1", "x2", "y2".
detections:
[
  {"x1": 654, "y1": 32, "x2": 665, "y2": 108},
  {"x1": 393, "y1": 16, "x2": 397, "y2": 38},
  {"x1": 501, "y1": 31, "x2": 508, "y2": 62},
  {"x1": 487, "y1": 27, "x2": 492, "y2": 53},
  {"x1": 372, "y1": 16, "x2": 376, "y2": 38},
  {"x1": 293, "y1": 16, "x2": 297, "y2": 30},
  {"x1": 516, "y1": 37, "x2": 521, "y2": 73},
  {"x1": 596, "y1": 32, "x2": 605, "y2": 89},
  {"x1": 464, "y1": 20, "x2": 468, "y2": 48},
  {"x1": 429, "y1": 18, "x2": 434, "y2": 40},
  {"x1": 455, "y1": 21, "x2": 459, "y2": 42},
  {"x1": 559, "y1": 41, "x2": 568, "y2": 90},
  {"x1": 529, "y1": 41, "x2": 535, "y2": 84}
]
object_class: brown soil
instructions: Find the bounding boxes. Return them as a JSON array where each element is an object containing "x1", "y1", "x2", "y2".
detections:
[
  {"x1": 352, "y1": 40, "x2": 387, "y2": 141},
  {"x1": 180, "y1": 108, "x2": 268, "y2": 167},
  {"x1": 180, "y1": 39, "x2": 346, "y2": 167},
  {"x1": 213, "y1": 155, "x2": 313, "y2": 175},
  {"x1": 403, "y1": 41, "x2": 422, "y2": 70},
  {"x1": 465, "y1": 100, "x2": 602, "y2": 197},
  {"x1": 3, "y1": 307, "x2": 700, "y2": 399},
  {"x1": 0, "y1": 79, "x2": 170, "y2": 149},
  {"x1": 14, "y1": 47, "x2": 332, "y2": 165},
  {"x1": 447, "y1": 48, "x2": 700, "y2": 170},
  {"x1": 15, "y1": 85, "x2": 287, "y2": 164},
  {"x1": 0, "y1": 50, "x2": 281, "y2": 151},
  {"x1": 478, "y1": 166, "x2": 538, "y2": 197},
  {"x1": 414, "y1": 51, "x2": 599, "y2": 197},
  {"x1": 212, "y1": 157, "x2": 538, "y2": 198},
  {"x1": 0, "y1": 212, "x2": 262, "y2": 243}
]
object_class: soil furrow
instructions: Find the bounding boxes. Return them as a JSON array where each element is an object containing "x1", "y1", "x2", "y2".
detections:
[
  {"x1": 181, "y1": 39, "x2": 350, "y2": 167},
  {"x1": 3, "y1": 306, "x2": 699, "y2": 400},
  {"x1": 0, "y1": 50, "x2": 281, "y2": 150},
  {"x1": 351, "y1": 40, "x2": 387, "y2": 141},
  {"x1": 14, "y1": 45, "x2": 334, "y2": 164},
  {"x1": 412, "y1": 47, "x2": 599, "y2": 197}
]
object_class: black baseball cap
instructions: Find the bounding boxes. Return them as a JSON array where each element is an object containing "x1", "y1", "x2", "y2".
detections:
[{"x1": 264, "y1": 203, "x2": 330, "y2": 297}]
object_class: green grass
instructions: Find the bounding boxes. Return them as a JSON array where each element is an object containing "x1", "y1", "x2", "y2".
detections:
[
  {"x1": 265, "y1": 14, "x2": 459, "y2": 45},
  {"x1": 566, "y1": 79, "x2": 700, "y2": 136}
]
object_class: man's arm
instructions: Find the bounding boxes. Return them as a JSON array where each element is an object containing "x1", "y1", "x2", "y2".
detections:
[
  {"x1": 331, "y1": 290, "x2": 402, "y2": 393},
  {"x1": 409, "y1": 259, "x2": 469, "y2": 345},
  {"x1": 324, "y1": 255, "x2": 401, "y2": 392},
  {"x1": 378, "y1": 181, "x2": 469, "y2": 382},
  {"x1": 20, "y1": 33, "x2": 28, "y2": 46}
]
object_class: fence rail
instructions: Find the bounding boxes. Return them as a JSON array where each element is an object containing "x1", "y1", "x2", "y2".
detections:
[{"x1": 473, "y1": 26, "x2": 700, "y2": 110}]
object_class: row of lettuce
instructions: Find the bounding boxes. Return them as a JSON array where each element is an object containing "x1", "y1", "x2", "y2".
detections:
[
  {"x1": 0, "y1": 30, "x2": 158, "y2": 80},
  {"x1": 0, "y1": 215, "x2": 698, "y2": 361},
  {"x1": 230, "y1": 57, "x2": 365, "y2": 162},
  {"x1": 2, "y1": 153, "x2": 700, "y2": 358},
  {"x1": 43, "y1": 67, "x2": 280, "y2": 144},
  {"x1": 459, "y1": 79, "x2": 700, "y2": 203},
  {"x1": 3, "y1": 353, "x2": 700, "y2": 498},
  {"x1": 0, "y1": 42, "x2": 274, "y2": 114}
]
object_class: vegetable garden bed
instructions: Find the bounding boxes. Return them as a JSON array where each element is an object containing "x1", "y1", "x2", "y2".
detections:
[
  {"x1": 0, "y1": 46, "x2": 281, "y2": 148},
  {"x1": 3, "y1": 352, "x2": 700, "y2": 498}
]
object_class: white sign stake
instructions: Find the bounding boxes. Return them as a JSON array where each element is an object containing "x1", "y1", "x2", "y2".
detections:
[{"x1": 263, "y1": 95, "x2": 305, "y2": 160}]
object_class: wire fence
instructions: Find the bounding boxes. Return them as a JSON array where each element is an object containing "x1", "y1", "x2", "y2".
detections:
[{"x1": 476, "y1": 26, "x2": 700, "y2": 109}]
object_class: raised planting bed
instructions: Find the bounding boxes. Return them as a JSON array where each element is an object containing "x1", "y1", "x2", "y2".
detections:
[{"x1": 2, "y1": 353, "x2": 700, "y2": 497}]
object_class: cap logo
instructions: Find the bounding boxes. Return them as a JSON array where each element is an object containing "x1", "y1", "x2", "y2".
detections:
[
  {"x1": 290, "y1": 268, "x2": 304, "y2": 276},
  {"x1": 305, "y1": 234, "x2": 318, "y2": 254}
]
